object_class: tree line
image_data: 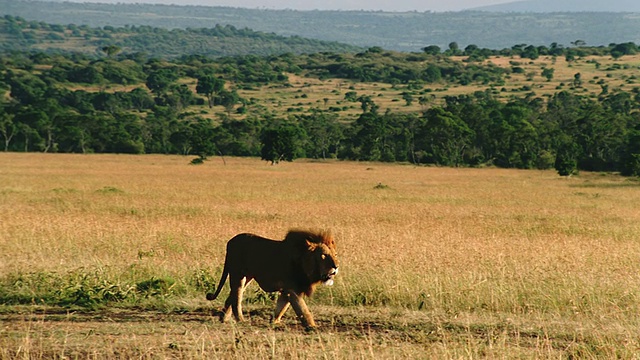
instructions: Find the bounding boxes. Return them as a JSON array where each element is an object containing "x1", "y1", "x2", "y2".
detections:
[
  {"x1": 1, "y1": 49, "x2": 639, "y2": 176},
  {"x1": 253, "y1": 90, "x2": 639, "y2": 176}
]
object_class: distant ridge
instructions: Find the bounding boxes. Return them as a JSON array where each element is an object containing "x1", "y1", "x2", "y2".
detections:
[
  {"x1": 2, "y1": 0, "x2": 640, "y2": 51},
  {"x1": 473, "y1": 0, "x2": 640, "y2": 12}
]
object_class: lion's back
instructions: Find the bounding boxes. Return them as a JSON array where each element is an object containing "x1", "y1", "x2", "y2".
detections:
[
  {"x1": 225, "y1": 233, "x2": 294, "y2": 290},
  {"x1": 226, "y1": 233, "x2": 283, "y2": 261}
]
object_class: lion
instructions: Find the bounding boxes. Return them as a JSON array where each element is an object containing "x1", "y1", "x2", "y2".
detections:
[{"x1": 206, "y1": 229, "x2": 339, "y2": 329}]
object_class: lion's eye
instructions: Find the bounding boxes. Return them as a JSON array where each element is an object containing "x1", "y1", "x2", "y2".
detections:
[{"x1": 321, "y1": 254, "x2": 326, "y2": 260}]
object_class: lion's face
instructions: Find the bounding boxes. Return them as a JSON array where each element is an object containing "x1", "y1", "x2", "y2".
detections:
[{"x1": 310, "y1": 243, "x2": 339, "y2": 286}]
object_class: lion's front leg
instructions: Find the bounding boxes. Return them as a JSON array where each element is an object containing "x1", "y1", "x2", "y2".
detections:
[
  {"x1": 273, "y1": 291, "x2": 290, "y2": 324},
  {"x1": 286, "y1": 290, "x2": 316, "y2": 328}
]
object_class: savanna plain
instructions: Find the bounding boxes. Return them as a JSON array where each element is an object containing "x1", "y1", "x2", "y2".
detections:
[{"x1": 1, "y1": 153, "x2": 639, "y2": 359}]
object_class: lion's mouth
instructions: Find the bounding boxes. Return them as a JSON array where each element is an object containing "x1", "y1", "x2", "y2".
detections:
[{"x1": 323, "y1": 267, "x2": 338, "y2": 286}]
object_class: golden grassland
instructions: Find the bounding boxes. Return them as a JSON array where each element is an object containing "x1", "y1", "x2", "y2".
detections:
[{"x1": 1, "y1": 153, "x2": 640, "y2": 358}]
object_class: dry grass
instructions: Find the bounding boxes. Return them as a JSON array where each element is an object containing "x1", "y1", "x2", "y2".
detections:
[{"x1": 1, "y1": 153, "x2": 640, "y2": 358}]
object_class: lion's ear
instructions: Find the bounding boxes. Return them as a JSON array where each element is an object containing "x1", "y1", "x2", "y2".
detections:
[{"x1": 305, "y1": 239, "x2": 317, "y2": 250}]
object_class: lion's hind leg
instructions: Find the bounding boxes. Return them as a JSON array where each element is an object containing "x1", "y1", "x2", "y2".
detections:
[
  {"x1": 220, "y1": 296, "x2": 233, "y2": 323},
  {"x1": 273, "y1": 292, "x2": 291, "y2": 324},
  {"x1": 232, "y1": 276, "x2": 253, "y2": 322},
  {"x1": 220, "y1": 276, "x2": 251, "y2": 323}
]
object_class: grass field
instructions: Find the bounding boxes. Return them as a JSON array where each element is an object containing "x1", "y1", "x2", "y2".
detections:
[{"x1": 1, "y1": 153, "x2": 640, "y2": 358}]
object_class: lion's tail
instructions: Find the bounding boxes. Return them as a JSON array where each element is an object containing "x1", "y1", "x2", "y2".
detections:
[{"x1": 206, "y1": 258, "x2": 229, "y2": 301}]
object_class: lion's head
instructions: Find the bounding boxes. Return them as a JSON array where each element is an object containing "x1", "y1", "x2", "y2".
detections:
[
  {"x1": 305, "y1": 240, "x2": 339, "y2": 285},
  {"x1": 286, "y1": 230, "x2": 339, "y2": 295}
]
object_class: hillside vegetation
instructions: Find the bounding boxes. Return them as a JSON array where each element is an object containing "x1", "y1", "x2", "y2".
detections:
[
  {"x1": 0, "y1": 15, "x2": 360, "y2": 58},
  {"x1": 2, "y1": 0, "x2": 640, "y2": 51},
  {"x1": 1, "y1": 15, "x2": 640, "y2": 175},
  {"x1": 476, "y1": 0, "x2": 640, "y2": 12}
]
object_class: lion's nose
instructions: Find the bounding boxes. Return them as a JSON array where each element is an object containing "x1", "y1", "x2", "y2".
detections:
[{"x1": 329, "y1": 267, "x2": 338, "y2": 276}]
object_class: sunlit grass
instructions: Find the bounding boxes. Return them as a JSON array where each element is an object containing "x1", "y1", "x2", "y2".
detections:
[{"x1": 1, "y1": 153, "x2": 639, "y2": 358}]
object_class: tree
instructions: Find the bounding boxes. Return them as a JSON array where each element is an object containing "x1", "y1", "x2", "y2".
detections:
[
  {"x1": 215, "y1": 117, "x2": 263, "y2": 157},
  {"x1": 571, "y1": 40, "x2": 586, "y2": 47},
  {"x1": 101, "y1": 45, "x2": 121, "y2": 58},
  {"x1": 5, "y1": 72, "x2": 47, "y2": 105},
  {"x1": 401, "y1": 92, "x2": 414, "y2": 106},
  {"x1": 423, "y1": 65, "x2": 442, "y2": 83},
  {"x1": 146, "y1": 68, "x2": 178, "y2": 95},
  {"x1": 620, "y1": 124, "x2": 640, "y2": 176},
  {"x1": 143, "y1": 107, "x2": 180, "y2": 154},
  {"x1": 541, "y1": 68, "x2": 555, "y2": 81},
  {"x1": 346, "y1": 112, "x2": 388, "y2": 161},
  {"x1": 101, "y1": 61, "x2": 145, "y2": 85},
  {"x1": 497, "y1": 103, "x2": 539, "y2": 168},
  {"x1": 39, "y1": 98, "x2": 66, "y2": 153},
  {"x1": 555, "y1": 136, "x2": 579, "y2": 176},
  {"x1": 54, "y1": 112, "x2": 91, "y2": 153},
  {"x1": 575, "y1": 103, "x2": 627, "y2": 171},
  {"x1": 260, "y1": 123, "x2": 305, "y2": 164},
  {"x1": 565, "y1": 50, "x2": 576, "y2": 62},
  {"x1": 129, "y1": 87, "x2": 155, "y2": 111},
  {"x1": 549, "y1": 42, "x2": 565, "y2": 56},
  {"x1": 12, "y1": 105, "x2": 51, "y2": 152},
  {"x1": 573, "y1": 73, "x2": 582, "y2": 88},
  {"x1": 68, "y1": 65, "x2": 103, "y2": 84},
  {"x1": 418, "y1": 107, "x2": 474, "y2": 166},
  {"x1": 357, "y1": 95, "x2": 378, "y2": 114},
  {"x1": 188, "y1": 117, "x2": 218, "y2": 161},
  {"x1": 422, "y1": 45, "x2": 441, "y2": 55},
  {"x1": 196, "y1": 75, "x2": 225, "y2": 108},
  {"x1": 344, "y1": 91, "x2": 358, "y2": 102},
  {"x1": 297, "y1": 112, "x2": 344, "y2": 159},
  {"x1": 171, "y1": 84, "x2": 196, "y2": 110},
  {"x1": 463, "y1": 44, "x2": 479, "y2": 56},
  {"x1": 0, "y1": 108, "x2": 16, "y2": 151},
  {"x1": 446, "y1": 42, "x2": 460, "y2": 56},
  {"x1": 92, "y1": 92, "x2": 121, "y2": 114},
  {"x1": 418, "y1": 95, "x2": 433, "y2": 110},
  {"x1": 218, "y1": 89, "x2": 240, "y2": 115},
  {"x1": 610, "y1": 42, "x2": 637, "y2": 59}
]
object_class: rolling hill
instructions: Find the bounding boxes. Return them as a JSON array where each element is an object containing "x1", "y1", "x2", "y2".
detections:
[
  {"x1": 474, "y1": 0, "x2": 640, "y2": 12},
  {"x1": 0, "y1": 16, "x2": 361, "y2": 58},
  {"x1": 1, "y1": 0, "x2": 640, "y2": 52}
]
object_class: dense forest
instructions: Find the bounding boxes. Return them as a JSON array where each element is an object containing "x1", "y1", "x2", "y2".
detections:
[
  {"x1": 2, "y1": 0, "x2": 640, "y2": 52},
  {"x1": 1, "y1": 16, "x2": 639, "y2": 176}
]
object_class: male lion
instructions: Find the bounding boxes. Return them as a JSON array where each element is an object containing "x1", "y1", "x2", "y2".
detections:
[{"x1": 206, "y1": 230, "x2": 339, "y2": 329}]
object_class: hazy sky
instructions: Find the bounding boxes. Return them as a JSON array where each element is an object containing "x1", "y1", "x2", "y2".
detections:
[{"x1": 91, "y1": 0, "x2": 518, "y2": 12}]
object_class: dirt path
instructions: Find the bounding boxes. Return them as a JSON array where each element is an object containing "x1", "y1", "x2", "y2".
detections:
[{"x1": 0, "y1": 307, "x2": 599, "y2": 358}]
